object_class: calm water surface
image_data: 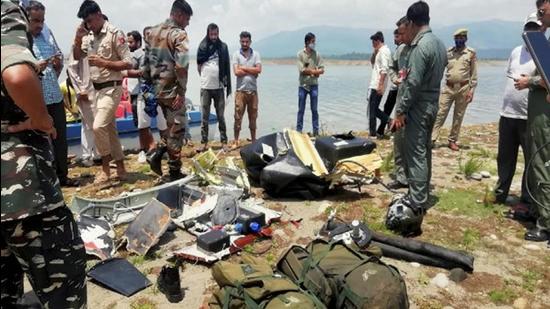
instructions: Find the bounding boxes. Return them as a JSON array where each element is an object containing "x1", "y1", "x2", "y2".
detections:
[{"x1": 70, "y1": 62, "x2": 508, "y2": 153}]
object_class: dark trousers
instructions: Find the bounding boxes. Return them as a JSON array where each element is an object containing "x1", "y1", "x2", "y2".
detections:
[
  {"x1": 368, "y1": 89, "x2": 389, "y2": 136},
  {"x1": 200, "y1": 88, "x2": 227, "y2": 144},
  {"x1": 47, "y1": 101, "x2": 68, "y2": 182},
  {"x1": 377, "y1": 89, "x2": 398, "y2": 135},
  {"x1": 494, "y1": 116, "x2": 530, "y2": 204},
  {"x1": 130, "y1": 94, "x2": 138, "y2": 128}
]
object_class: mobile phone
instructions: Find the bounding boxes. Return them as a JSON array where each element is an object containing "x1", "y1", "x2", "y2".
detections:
[{"x1": 523, "y1": 31, "x2": 550, "y2": 91}]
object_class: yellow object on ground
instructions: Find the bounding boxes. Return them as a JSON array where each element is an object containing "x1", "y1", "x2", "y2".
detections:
[{"x1": 286, "y1": 129, "x2": 328, "y2": 176}]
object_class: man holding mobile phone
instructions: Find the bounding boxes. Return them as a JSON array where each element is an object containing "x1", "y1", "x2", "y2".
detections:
[
  {"x1": 494, "y1": 14, "x2": 542, "y2": 212},
  {"x1": 297, "y1": 32, "x2": 324, "y2": 136},
  {"x1": 73, "y1": 0, "x2": 133, "y2": 183},
  {"x1": 26, "y1": 1, "x2": 80, "y2": 187},
  {"x1": 513, "y1": 0, "x2": 550, "y2": 244}
]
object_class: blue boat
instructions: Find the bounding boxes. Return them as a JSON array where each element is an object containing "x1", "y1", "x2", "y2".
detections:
[{"x1": 66, "y1": 109, "x2": 217, "y2": 142}]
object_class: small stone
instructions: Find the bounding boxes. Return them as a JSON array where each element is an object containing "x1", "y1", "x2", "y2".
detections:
[
  {"x1": 489, "y1": 234, "x2": 498, "y2": 240},
  {"x1": 410, "y1": 262, "x2": 421, "y2": 268},
  {"x1": 469, "y1": 173, "x2": 482, "y2": 181},
  {"x1": 523, "y1": 244, "x2": 541, "y2": 251},
  {"x1": 443, "y1": 306, "x2": 455, "y2": 309},
  {"x1": 430, "y1": 273, "x2": 450, "y2": 288},
  {"x1": 448, "y1": 268, "x2": 468, "y2": 283},
  {"x1": 513, "y1": 297, "x2": 528, "y2": 309},
  {"x1": 480, "y1": 171, "x2": 491, "y2": 178},
  {"x1": 76, "y1": 188, "x2": 81, "y2": 192}
]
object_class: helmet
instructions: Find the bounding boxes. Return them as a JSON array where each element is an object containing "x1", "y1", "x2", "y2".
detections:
[{"x1": 385, "y1": 194, "x2": 424, "y2": 237}]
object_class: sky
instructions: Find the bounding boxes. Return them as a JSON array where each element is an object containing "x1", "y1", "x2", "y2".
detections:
[{"x1": 38, "y1": 0, "x2": 535, "y2": 54}]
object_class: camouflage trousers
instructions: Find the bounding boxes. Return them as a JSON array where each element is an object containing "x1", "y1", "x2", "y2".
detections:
[
  {"x1": 158, "y1": 98, "x2": 187, "y2": 171},
  {"x1": 1, "y1": 206, "x2": 87, "y2": 308}
]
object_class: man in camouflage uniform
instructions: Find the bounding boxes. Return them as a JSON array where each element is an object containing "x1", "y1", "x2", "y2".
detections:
[
  {"x1": 1, "y1": 1, "x2": 87, "y2": 307},
  {"x1": 392, "y1": 1, "x2": 448, "y2": 210},
  {"x1": 431, "y1": 28, "x2": 478, "y2": 151},
  {"x1": 142, "y1": 0, "x2": 192, "y2": 181}
]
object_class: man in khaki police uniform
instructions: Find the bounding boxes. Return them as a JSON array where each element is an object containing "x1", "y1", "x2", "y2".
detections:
[
  {"x1": 73, "y1": 0, "x2": 132, "y2": 183},
  {"x1": 432, "y1": 28, "x2": 478, "y2": 151}
]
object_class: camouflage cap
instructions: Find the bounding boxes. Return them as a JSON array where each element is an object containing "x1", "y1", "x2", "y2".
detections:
[{"x1": 453, "y1": 28, "x2": 468, "y2": 37}]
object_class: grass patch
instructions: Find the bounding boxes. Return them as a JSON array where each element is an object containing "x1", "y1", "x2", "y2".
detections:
[
  {"x1": 265, "y1": 252, "x2": 276, "y2": 265},
  {"x1": 129, "y1": 255, "x2": 147, "y2": 267},
  {"x1": 138, "y1": 165, "x2": 152, "y2": 174},
  {"x1": 462, "y1": 228, "x2": 481, "y2": 249},
  {"x1": 243, "y1": 244, "x2": 254, "y2": 254},
  {"x1": 130, "y1": 297, "x2": 157, "y2": 309},
  {"x1": 521, "y1": 270, "x2": 542, "y2": 292},
  {"x1": 488, "y1": 288, "x2": 516, "y2": 305},
  {"x1": 470, "y1": 147, "x2": 494, "y2": 159},
  {"x1": 362, "y1": 203, "x2": 390, "y2": 234},
  {"x1": 380, "y1": 150, "x2": 394, "y2": 173},
  {"x1": 435, "y1": 189, "x2": 503, "y2": 218},
  {"x1": 458, "y1": 156, "x2": 484, "y2": 177}
]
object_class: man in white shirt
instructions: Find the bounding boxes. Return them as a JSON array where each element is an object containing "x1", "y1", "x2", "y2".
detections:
[
  {"x1": 495, "y1": 16, "x2": 542, "y2": 213},
  {"x1": 367, "y1": 31, "x2": 391, "y2": 138}
]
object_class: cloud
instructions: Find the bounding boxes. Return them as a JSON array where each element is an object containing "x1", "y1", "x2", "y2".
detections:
[{"x1": 38, "y1": 0, "x2": 531, "y2": 55}]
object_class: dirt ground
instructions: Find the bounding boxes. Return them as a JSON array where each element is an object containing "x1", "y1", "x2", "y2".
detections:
[{"x1": 52, "y1": 123, "x2": 549, "y2": 309}]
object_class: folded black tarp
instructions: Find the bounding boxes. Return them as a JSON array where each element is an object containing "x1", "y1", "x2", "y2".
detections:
[
  {"x1": 240, "y1": 132, "x2": 289, "y2": 182},
  {"x1": 259, "y1": 149, "x2": 328, "y2": 200}
]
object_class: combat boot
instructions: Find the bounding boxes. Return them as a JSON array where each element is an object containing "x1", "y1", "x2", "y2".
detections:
[
  {"x1": 169, "y1": 169, "x2": 186, "y2": 181},
  {"x1": 157, "y1": 264, "x2": 183, "y2": 303},
  {"x1": 147, "y1": 145, "x2": 167, "y2": 176}
]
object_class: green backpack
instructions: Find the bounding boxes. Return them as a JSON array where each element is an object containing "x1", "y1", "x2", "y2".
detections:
[
  {"x1": 209, "y1": 255, "x2": 326, "y2": 309},
  {"x1": 277, "y1": 239, "x2": 409, "y2": 309}
]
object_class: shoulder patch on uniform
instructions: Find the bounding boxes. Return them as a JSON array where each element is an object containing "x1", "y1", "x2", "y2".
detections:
[{"x1": 118, "y1": 35, "x2": 126, "y2": 45}]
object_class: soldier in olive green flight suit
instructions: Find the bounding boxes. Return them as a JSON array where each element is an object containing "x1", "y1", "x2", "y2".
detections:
[
  {"x1": 392, "y1": 2, "x2": 448, "y2": 210},
  {"x1": 432, "y1": 28, "x2": 478, "y2": 151},
  {"x1": 388, "y1": 17, "x2": 412, "y2": 190},
  {"x1": 513, "y1": 0, "x2": 550, "y2": 243}
]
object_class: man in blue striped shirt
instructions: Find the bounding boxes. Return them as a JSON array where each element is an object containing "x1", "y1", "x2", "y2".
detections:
[{"x1": 27, "y1": 1, "x2": 78, "y2": 187}]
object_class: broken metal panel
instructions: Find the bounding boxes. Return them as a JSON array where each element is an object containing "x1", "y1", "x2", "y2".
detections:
[
  {"x1": 87, "y1": 258, "x2": 152, "y2": 297},
  {"x1": 70, "y1": 175, "x2": 196, "y2": 225},
  {"x1": 191, "y1": 149, "x2": 251, "y2": 192},
  {"x1": 286, "y1": 129, "x2": 328, "y2": 176},
  {"x1": 123, "y1": 198, "x2": 171, "y2": 256},
  {"x1": 77, "y1": 215, "x2": 116, "y2": 260}
]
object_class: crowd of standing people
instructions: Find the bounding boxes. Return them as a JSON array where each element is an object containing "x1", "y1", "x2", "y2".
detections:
[{"x1": 1, "y1": 0, "x2": 549, "y2": 307}]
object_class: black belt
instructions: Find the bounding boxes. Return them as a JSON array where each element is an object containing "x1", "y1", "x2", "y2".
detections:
[{"x1": 93, "y1": 80, "x2": 122, "y2": 90}]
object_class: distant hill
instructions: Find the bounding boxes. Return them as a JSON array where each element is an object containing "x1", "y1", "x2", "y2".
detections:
[{"x1": 254, "y1": 20, "x2": 524, "y2": 59}]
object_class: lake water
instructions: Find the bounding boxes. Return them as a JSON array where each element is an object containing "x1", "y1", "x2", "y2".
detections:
[{"x1": 70, "y1": 61, "x2": 509, "y2": 153}]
